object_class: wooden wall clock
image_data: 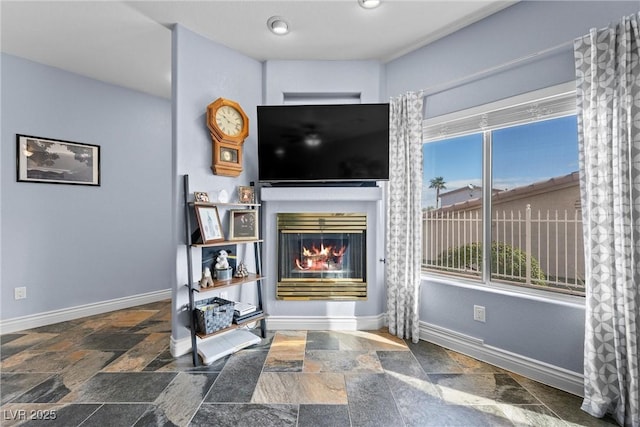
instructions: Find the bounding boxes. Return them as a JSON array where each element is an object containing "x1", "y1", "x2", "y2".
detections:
[{"x1": 206, "y1": 98, "x2": 249, "y2": 177}]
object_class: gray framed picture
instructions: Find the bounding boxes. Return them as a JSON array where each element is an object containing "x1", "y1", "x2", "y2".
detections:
[{"x1": 16, "y1": 134, "x2": 100, "y2": 186}]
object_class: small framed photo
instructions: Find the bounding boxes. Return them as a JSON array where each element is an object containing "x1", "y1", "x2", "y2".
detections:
[
  {"x1": 195, "y1": 206, "x2": 225, "y2": 244},
  {"x1": 238, "y1": 186, "x2": 255, "y2": 204},
  {"x1": 229, "y1": 210, "x2": 259, "y2": 240},
  {"x1": 194, "y1": 191, "x2": 210, "y2": 203},
  {"x1": 16, "y1": 134, "x2": 100, "y2": 186}
]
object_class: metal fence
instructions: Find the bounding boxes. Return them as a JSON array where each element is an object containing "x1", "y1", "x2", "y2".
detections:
[{"x1": 422, "y1": 205, "x2": 585, "y2": 295}]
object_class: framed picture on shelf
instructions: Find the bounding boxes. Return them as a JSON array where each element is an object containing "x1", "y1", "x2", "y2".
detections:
[
  {"x1": 194, "y1": 191, "x2": 210, "y2": 203},
  {"x1": 195, "y1": 205, "x2": 225, "y2": 244},
  {"x1": 16, "y1": 134, "x2": 100, "y2": 186},
  {"x1": 238, "y1": 186, "x2": 255, "y2": 204},
  {"x1": 229, "y1": 210, "x2": 259, "y2": 240}
]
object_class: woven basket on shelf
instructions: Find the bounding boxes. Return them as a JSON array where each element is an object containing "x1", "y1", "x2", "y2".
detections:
[{"x1": 194, "y1": 297, "x2": 234, "y2": 334}]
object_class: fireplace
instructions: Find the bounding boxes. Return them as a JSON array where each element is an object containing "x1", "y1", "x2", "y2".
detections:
[{"x1": 276, "y1": 213, "x2": 367, "y2": 300}]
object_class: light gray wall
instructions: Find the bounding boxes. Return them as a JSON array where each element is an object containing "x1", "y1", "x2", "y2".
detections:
[
  {"x1": 386, "y1": 1, "x2": 639, "y2": 373},
  {"x1": 263, "y1": 60, "x2": 383, "y2": 105},
  {"x1": 387, "y1": 1, "x2": 639, "y2": 116},
  {"x1": 172, "y1": 24, "x2": 263, "y2": 342},
  {"x1": 1, "y1": 53, "x2": 172, "y2": 321}
]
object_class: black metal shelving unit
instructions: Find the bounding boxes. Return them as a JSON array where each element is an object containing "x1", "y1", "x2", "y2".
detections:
[{"x1": 183, "y1": 174, "x2": 267, "y2": 366}]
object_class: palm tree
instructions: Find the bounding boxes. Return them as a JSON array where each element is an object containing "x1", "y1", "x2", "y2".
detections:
[{"x1": 429, "y1": 176, "x2": 447, "y2": 208}]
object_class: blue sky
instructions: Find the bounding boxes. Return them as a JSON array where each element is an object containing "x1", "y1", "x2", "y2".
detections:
[{"x1": 422, "y1": 115, "x2": 579, "y2": 208}]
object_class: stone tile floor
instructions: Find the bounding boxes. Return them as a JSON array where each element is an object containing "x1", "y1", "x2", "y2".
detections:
[{"x1": 0, "y1": 299, "x2": 619, "y2": 426}]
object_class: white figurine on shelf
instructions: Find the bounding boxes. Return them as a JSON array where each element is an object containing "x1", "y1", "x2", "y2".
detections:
[
  {"x1": 199, "y1": 267, "x2": 214, "y2": 288},
  {"x1": 214, "y1": 250, "x2": 230, "y2": 270},
  {"x1": 214, "y1": 250, "x2": 233, "y2": 281}
]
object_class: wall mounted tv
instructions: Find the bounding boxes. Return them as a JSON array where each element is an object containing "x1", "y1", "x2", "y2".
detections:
[{"x1": 257, "y1": 103, "x2": 389, "y2": 184}]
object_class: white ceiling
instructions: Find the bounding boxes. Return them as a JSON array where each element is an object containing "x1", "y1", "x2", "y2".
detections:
[{"x1": 1, "y1": 1, "x2": 516, "y2": 99}]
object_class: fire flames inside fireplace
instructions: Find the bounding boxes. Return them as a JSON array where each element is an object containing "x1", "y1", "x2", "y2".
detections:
[{"x1": 295, "y1": 243, "x2": 347, "y2": 271}]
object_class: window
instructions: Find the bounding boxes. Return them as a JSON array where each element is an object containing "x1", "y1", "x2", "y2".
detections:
[
  {"x1": 422, "y1": 84, "x2": 585, "y2": 296},
  {"x1": 422, "y1": 134, "x2": 483, "y2": 280}
]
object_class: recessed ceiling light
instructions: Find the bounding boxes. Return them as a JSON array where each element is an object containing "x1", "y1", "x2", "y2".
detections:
[
  {"x1": 358, "y1": 0, "x2": 381, "y2": 9},
  {"x1": 267, "y1": 16, "x2": 289, "y2": 35}
]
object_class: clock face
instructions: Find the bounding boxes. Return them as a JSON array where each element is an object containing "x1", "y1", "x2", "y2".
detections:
[{"x1": 215, "y1": 105, "x2": 244, "y2": 137}]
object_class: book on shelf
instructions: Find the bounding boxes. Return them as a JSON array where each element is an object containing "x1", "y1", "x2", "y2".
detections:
[
  {"x1": 234, "y1": 301, "x2": 256, "y2": 317},
  {"x1": 233, "y1": 309, "x2": 264, "y2": 324}
]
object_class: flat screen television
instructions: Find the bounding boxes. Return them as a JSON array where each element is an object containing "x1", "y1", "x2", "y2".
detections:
[{"x1": 257, "y1": 103, "x2": 389, "y2": 184}]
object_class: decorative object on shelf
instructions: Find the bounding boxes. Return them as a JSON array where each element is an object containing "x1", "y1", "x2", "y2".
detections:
[
  {"x1": 194, "y1": 205, "x2": 225, "y2": 244},
  {"x1": 214, "y1": 250, "x2": 233, "y2": 281},
  {"x1": 234, "y1": 261, "x2": 249, "y2": 278},
  {"x1": 16, "y1": 134, "x2": 100, "y2": 186},
  {"x1": 217, "y1": 189, "x2": 229, "y2": 203},
  {"x1": 215, "y1": 268, "x2": 233, "y2": 281},
  {"x1": 214, "y1": 250, "x2": 230, "y2": 269},
  {"x1": 199, "y1": 267, "x2": 214, "y2": 288},
  {"x1": 238, "y1": 186, "x2": 255, "y2": 204},
  {"x1": 240, "y1": 262, "x2": 249, "y2": 277},
  {"x1": 203, "y1": 245, "x2": 236, "y2": 274},
  {"x1": 207, "y1": 98, "x2": 249, "y2": 177},
  {"x1": 194, "y1": 191, "x2": 210, "y2": 203},
  {"x1": 195, "y1": 297, "x2": 235, "y2": 334},
  {"x1": 229, "y1": 210, "x2": 259, "y2": 240}
]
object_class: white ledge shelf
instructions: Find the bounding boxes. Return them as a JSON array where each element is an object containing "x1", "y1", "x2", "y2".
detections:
[{"x1": 261, "y1": 186, "x2": 382, "y2": 202}]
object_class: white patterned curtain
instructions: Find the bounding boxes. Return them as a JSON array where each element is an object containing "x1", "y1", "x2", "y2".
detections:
[
  {"x1": 574, "y1": 12, "x2": 640, "y2": 427},
  {"x1": 386, "y1": 91, "x2": 424, "y2": 343}
]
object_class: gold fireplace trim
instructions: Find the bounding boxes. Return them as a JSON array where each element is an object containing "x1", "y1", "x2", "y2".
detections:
[
  {"x1": 277, "y1": 282, "x2": 367, "y2": 300},
  {"x1": 276, "y1": 213, "x2": 367, "y2": 301},
  {"x1": 277, "y1": 212, "x2": 367, "y2": 232}
]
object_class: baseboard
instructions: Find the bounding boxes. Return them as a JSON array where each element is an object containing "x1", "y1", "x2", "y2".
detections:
[
  {"x1": 266, "y1": 313, "x2": 386, "y2": 331},
  {"x1": 171, "y1": 335, "x2": 192, "y2": 358},
  {"x1": 419, "y1": 321, "x2": 584, "y2": 397},
  {"x1": 0, "y1": 289, "x2": 172, "y2": 334}
]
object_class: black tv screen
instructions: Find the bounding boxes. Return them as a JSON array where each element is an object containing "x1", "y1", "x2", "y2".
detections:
[{"x1": 257, "y1": 103, "x2": 389, "y2": 183}]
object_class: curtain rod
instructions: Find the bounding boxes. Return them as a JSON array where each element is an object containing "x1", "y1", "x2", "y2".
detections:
[{"x1": 418, "y1": 40, "x2": 574, "y2": 98}]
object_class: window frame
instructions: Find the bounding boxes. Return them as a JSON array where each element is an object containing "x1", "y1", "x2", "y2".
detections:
[{"x1": 421, "y1": 82, "x2": 585, "y2": 302}]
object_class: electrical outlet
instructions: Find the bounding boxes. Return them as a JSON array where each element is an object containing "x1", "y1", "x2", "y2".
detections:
[
  {"x1": 473, "y1": 305, "x2": 486, "y2": 323},
  {"x1": 14, "y1": 287, "x2": 27, "y2": 300},
  {"x1": 220, "y1": 291, "x2": 228, "y2": 300}
]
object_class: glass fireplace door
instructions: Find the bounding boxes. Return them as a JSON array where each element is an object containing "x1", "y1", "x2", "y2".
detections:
[{"x1": 276, "y1": 213, "x2": 367, "y2": 300}]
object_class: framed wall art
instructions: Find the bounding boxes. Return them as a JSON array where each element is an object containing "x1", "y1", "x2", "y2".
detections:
[
  {"x1": 16, "y1": 134, "x2": 100, "y2": 186},
  {"x1": 229, "y1": 210, "x2": 259, "y2": 240},
  {"x1": 238, "y1": 186, "x2": 255, "y2": 204},
  {"x1": 194, "y1": 191, "x2": 210, "y2": 203},
  {"x1": 195, "y1": 205, "x2": 225, "y2": 244}
]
